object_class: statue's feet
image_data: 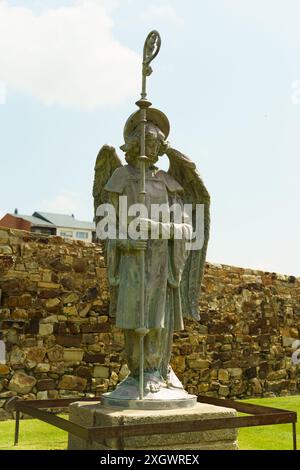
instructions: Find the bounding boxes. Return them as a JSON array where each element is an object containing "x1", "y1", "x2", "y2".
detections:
[
  {"x1": 145, "y1": 380, "x2": 161, "y2": 393},
  {"x1": 144, "y1": 371, "x2": 166, "y2": 393},
  {"x1": 115, "y1": 370, "x2": 182, "y2": 395}
]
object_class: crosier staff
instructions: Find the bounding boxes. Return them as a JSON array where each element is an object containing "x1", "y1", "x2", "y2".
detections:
[{"x1": 135, "y1": 31, "x2": 161, "y2": 400}]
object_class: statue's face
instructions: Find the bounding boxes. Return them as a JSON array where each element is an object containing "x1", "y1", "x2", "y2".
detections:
[
  {"x1": 125, "y1": 124, "x2": 164, "y2": 166},
  {"x1": 144, "y1": 130, "x2": 161, "y2": 163}
]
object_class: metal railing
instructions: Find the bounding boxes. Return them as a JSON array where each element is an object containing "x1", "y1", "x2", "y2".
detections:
[{"x1": 12, "y1": 395, "x2": 297, "y2": 450}]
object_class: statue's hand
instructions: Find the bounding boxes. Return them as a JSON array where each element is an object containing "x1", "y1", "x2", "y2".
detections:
[
  {"x1": 139, "y1": 218, "x2": 173, "y2": 239},
  {"x1": 117, "y1": 239, "x2": 147, "y2": 252}
]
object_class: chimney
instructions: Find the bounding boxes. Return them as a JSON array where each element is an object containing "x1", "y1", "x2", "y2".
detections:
[{"x1": 14, "y1": 208, "x2": 18, "y2": 215}]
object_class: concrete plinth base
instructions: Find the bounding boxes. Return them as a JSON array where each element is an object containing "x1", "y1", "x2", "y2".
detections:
[{"x1": 68, "y1": 401, "x2": 238, "y2": 450}]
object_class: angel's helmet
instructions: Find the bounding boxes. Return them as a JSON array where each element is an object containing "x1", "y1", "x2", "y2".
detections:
[{"x1": 120, "y1": 108, "x2": 170, "y2": 166}]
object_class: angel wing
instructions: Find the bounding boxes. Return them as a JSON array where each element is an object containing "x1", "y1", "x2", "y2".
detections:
[
  {"x1": 93, "y1": 145, "x2": 122, "y2": 317},
  {"x1": 93, "y1": 145, "x2": 122, "y2": 224},
  {"x1": 166, "y1": 147, "x2": 210, "y2": 321}
]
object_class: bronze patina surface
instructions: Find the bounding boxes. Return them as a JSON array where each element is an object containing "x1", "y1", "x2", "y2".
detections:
[{"x1": 93, "y1": 31, "x2": 210, "y2": 409}]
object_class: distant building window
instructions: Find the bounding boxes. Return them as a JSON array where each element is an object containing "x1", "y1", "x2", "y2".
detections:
[
  {"x1": 76, "y1": 231, "x2": 89, "y2": 240},
  {"x1": 60, "y1": 231, "x2": 73, "y2": 238},
  {"x1": 31, "y1": 227, "x2": 54, "y2": 236}
]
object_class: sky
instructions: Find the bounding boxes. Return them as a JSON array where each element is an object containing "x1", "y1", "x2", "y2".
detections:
[{"x1": 0, "y1": 0, "x2": 299, "y2": 275}]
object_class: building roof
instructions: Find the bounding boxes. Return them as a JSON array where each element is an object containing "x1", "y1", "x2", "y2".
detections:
[
  {"x1": 9, "y1": 214, "x2": 54, "y2": 227},
  {"x1": 33, "y1": 212, "x2": 95, "y2": 230}
]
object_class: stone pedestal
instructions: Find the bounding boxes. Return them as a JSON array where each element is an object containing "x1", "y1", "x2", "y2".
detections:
[{"x1": 68, "y1": 401, "x2": 238, "y2": 450}]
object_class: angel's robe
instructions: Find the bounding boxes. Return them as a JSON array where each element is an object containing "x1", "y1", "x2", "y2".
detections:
[{"x1": 104, "y1": 164, "x2": 192, "y2": 337}]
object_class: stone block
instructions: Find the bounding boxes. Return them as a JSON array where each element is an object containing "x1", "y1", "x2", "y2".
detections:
[
  {"x1": 93, "y1": 366, "x2": 109, "y2": 378},
  {"x1": 63, "y1": 348, "x2": 84, "y2": 362},
  {"x1": 10, "y1": 346, "x2": 26, "y2": 366},
  {"x1": 25, "y1": 318, "x2": 39, "y2": 334},
  {"x1": 282, "y1": 336, "x2": 295, "y2": 347},
  {"x1": 99, "y1": 315, "x2": 108, "y2": 323},
  {"x1": 63, "y1": 293, "x2": 79, "y2": 304},
  {"x1": 35, "y1": 363, "x2": 50, "y2": 373},
  {"x1": 244, "y1": 367, "x2": 257, "y2": 379},
  {"x1": 83, "y1": 353, "x2": 106, "y2": 363},
  {"x1": 58, "y1": 375, "x2": 87, "y2": 391},
  {"x1": 55, "y1": 335, "x2": 82, "y2": 348},
  {"x1": 219, "y1": 385, "x2": 230, "y2": 397},
  {"x1": 218, "y1": 369, "x2": 230, "y2": 383},
  {"x1": 37, "y1": 379, "x2": 56, "y2": 391},
  {"x1": 39, "y1": 323, "x2": 53, "y2": 336},
  {"x1": 63, "y1": 306, "x2": 78, "y2": 316},
  {"x1": 26, "y1": 347, "x2": 46, "y2": 363},
  {"x1": 48, "y1": 389, "x2": 59, "y2": 399},
  {"x1": 228, "y1": 368, "x2": 243, "y2": 378},
  {"x1": 38, "y1": 282, "x2": 60, "y2": 289},
  {"x1": 82, "y1": 333, "x2": 97, "y2": 344},
  {"x1": 8, "y1": 372, "x2": 36, "y2": 394},
  {"x1": 78, "y1": 304, "x2": 92, "y2": 318},
  {"x1": 47, "y1": 345, "x2": 64, "y2": 362},
  {"x1": 171, "y1": 356, "x2": 185, "y2": 373},
  {"x1": 118, "y1": 364, "x2": 129, "y2": 381},
  {"x1": 76, "y1": 366, "x2": 93, "y2": 379},
  {"x1": 11, "y1": 309, "x2": 28, "y2": 320},
  {"x1": 80, "y1": 323, "x2": 110, "y2": 333},
  {"x1": 68, "y1": 402, "x2": 238, "y2": 450},
  {"x1": 187, "y1": 359, "x2": 211, "y2": 370},
  {"x1": 0, "y1": 365, "x2": 10, "y2": 376},
  {"x1": 41, "y1": 315, "x2": 59, "y2": 324},
  {"x1": 250, "y1": 378, "x2": 262, "y2": 395}
]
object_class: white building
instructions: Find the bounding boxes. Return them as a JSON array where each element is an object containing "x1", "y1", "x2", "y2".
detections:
[
  {"x1": 32, "y1": 211, "x2": 95, "y2": 242},
  {"x1": 0, "y1": 210, "x2": 96, "y2": 243}
]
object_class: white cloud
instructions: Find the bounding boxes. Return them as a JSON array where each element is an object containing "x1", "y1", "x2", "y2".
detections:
[
  {"x1": 141, "y1": 4, "x2": 184, "y2": 28},
  {"x1": 0, "y1": 0, "x2": 140, "y2": 109},
  {"x1": 40, "y1": 190, "x2": 81, "y2": 215}
]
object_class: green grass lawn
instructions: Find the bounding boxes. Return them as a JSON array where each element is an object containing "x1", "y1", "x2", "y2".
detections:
[
  {"x1": 0, "y1": 397, "x2": 299, "y2": 450},
  {"x1": 237, "y1": 396, "x2": 299, "y2": 451},
  {"x1": 0, "y1": 415, "x2": 68, "y2": 450}
]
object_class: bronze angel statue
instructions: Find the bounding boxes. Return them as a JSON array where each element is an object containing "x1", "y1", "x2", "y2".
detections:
[{"x1": 93, "y1": 107, "x2": 210, "y2": 406}]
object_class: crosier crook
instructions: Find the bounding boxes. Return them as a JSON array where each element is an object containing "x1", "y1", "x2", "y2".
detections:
[{"x1": 135, "y1": 31, "x2": 162, "y2": 400}]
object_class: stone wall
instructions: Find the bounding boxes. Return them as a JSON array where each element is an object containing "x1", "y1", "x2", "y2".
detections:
[{"x1": 0, "y1": 226, "x2": 299, "y2": 419}]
